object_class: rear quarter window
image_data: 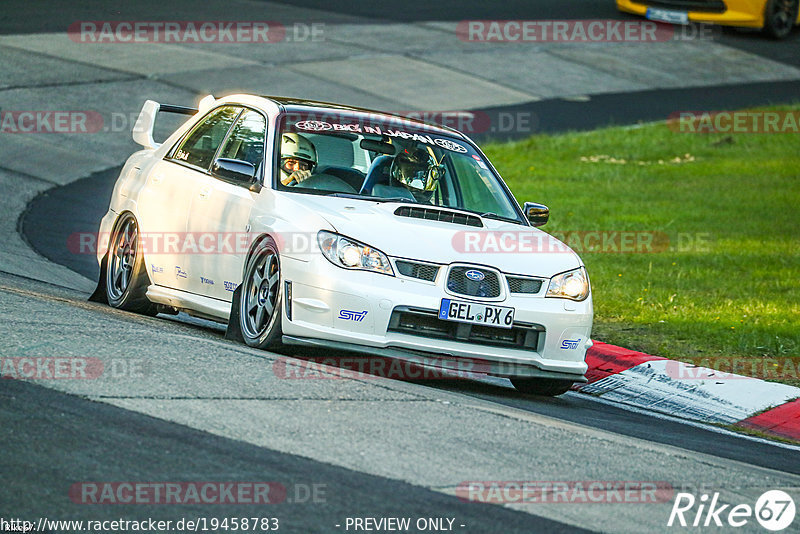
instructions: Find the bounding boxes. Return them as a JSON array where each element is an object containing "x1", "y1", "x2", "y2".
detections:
[{"x1": 172, "y1": 106, "x2": 241, "y2": 170}]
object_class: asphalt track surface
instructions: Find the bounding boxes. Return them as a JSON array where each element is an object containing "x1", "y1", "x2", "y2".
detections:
[
  {"x1": 2, "y1": 377, "x2": 584, "y2": 533},
  {"x1": 4, "y1": 1, "x2": 800, "y2": 533}
]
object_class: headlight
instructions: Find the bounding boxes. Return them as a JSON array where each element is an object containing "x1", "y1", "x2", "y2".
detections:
[
  {"x1": 546, "y1": 267, "x2": 590, "y2": 301},
  {"x1": 317, "y1": 231, "x2": 394, "y2": 276}
]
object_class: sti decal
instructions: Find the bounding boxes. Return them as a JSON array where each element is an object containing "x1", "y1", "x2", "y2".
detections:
[
  {"x1": 339, "y1": 310, "x2": 368, "y2": 322},
  {"x1": 561, "y1": 338, "x2": 581, "y2": 350}
]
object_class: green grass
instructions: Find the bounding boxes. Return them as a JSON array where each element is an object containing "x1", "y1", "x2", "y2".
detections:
[{"x1": 482, "y1": 105, "x2": 800, "y2": 386}]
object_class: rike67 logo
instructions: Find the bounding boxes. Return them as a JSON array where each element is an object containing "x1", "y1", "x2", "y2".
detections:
[{"x1": 668, "y1": 490, "x2": 795, "y2": 531}]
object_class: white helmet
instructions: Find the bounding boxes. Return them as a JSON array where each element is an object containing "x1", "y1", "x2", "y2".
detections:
[{"x1": 280, "y1": 133, "x2": 316, "y2": 180}]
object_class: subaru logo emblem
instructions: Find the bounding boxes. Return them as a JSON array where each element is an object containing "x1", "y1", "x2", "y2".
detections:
[{"x1": 465, "y1": 269, "x2": 485, "y2": 281}]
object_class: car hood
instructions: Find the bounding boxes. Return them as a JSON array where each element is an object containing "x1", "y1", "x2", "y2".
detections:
[{"x1": 292, "y1": 195, "x2": 582, "y2": 278}]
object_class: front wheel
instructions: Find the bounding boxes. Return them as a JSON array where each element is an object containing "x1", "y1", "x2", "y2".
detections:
[
  {"x1": 511, "y1": 377, "x2": 573, "y2": 397},
  {"x1": 239, "y1": 237, "x2": 283, "y2": 350},
  {"x1": 763, "y1": 0, "x2": 798, "y2": 39},
  {"x1": 105, "y1": 213, "x2": 154, "y2": 314}
]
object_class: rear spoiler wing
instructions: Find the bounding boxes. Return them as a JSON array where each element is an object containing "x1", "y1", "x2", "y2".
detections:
[{"x1": 133, "y1": 95, "x2": 216, "y2": 149}]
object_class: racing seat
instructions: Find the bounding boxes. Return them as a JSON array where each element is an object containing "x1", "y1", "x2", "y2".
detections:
[
  {"x1": 358, "y1": 156, "x2": 393, "y2": 195},
  {"x1": 314, "y1": 165, "x2": 365, "y2": 191},
  {"x1": 236, "y1": 139, "x2": 263, "y2": 166}
]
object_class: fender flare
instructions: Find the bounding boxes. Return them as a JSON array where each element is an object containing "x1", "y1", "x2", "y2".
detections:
[{"x1": 224, "y1": 233, "x2": 274, "y2": 342}]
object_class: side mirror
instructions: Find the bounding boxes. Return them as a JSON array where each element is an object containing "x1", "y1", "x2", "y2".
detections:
[
  {"x1": 523, "y1": 202, "x2": 549, "y2": 227},
  {"x1": 212, "y1": 158, "x2": 256, "y2": 184}
]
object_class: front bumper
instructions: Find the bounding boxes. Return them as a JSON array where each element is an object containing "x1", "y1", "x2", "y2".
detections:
[
  {"x1": 280, "y1": 254, "x2": 593, "y2": 380},
  {"x1": 282, "y1": 336, "x2": 588, "y2": 381},
  {"x1": 616, "y1": 0, "x2": 770, "y2": 28}
]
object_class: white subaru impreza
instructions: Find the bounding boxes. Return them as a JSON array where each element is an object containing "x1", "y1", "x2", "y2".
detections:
[{"x1": 93, "y1": 94, "x2": 593, "y2": 395}]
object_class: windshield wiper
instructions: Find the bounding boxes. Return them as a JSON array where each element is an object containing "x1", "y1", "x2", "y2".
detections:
[
  {"x1": 329, "y1": 192, "x2": 372, "y2": 199},
  {"x1": 330, "y1": 193, "x2": 417, "y2": 204},
  {"x1": 479, "y1": 212, "x2": 519, "y2": 223},
  {"x1": 372, "y1": 197, "x2": 418, "y2": 204}
]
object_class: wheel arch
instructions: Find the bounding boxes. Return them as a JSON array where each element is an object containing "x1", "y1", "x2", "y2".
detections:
[
  {"x1": 226, "y1": 232, "x2": 282, "y2": 345},
  {"x1": 112, "y1": 209, "x2": 154, "y2": 287},
  {"x1": 89, "y1": 209, "x2": 132, "y2": 303},
  {"x1": 240, "y1": 232, "x2": 280, "y2": 281},
  {"x1": 89, "y1": 209, "x2": 154, "y2": 303}
]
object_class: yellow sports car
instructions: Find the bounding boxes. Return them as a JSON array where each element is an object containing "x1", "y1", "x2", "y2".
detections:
[{"x1": 616, "y1": 0, "x2": 800, "y2": 38}]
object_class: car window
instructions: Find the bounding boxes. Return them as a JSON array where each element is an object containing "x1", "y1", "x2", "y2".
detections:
[
  {"x1": 172, "y1": 106, "x2": 241, "y2": 170},
  {"x1": 218, "y1": 109, "x2": 267, "y2": 168},
  {"x1": 449, "y1": 154, "x2": 515, "y2": 216},
  {"x1": 304, "y1": 133, "x2": 354, "y2": 168},
  {"x1": 275, "y1": 112, "x2": 522, "y2": 222}
]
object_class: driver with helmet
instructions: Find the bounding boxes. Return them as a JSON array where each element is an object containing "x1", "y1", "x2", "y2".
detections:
[
  {"x1": 280, "y1": 133, "x2": 317, "y2": 186},
  {"x1": 390, "y1": 146, "x2": 443, "y2": 201}
]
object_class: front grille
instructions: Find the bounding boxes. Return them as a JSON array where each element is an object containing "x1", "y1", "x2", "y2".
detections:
[
  {"x1": 388, "y1": 308, "x2": 541, "y2": 350},
  {"x1": 630, "y1": 0, "x2": 727, "y2": 12},
  {"x1": 396, "y1": 260, "x2": 439, "y2": 282},
  {"x1": 507, "y1": 276, "x2": 544, "y2": 295},
  {"x1": 447, "y1": 266, "x2": 501, "y2": 298},
  {"x1": 394, "y1": 206, "x2": 483, "y2": 227}
]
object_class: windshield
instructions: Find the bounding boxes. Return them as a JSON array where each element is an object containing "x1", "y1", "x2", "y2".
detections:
[{"x1": 275, "y1": 111, "x2": 523, "y2": 222}]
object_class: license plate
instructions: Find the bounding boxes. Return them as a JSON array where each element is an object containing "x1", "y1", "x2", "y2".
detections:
[
  {"x1": 438, "y1": 298, "x2": 515, "y2": 329},
  {"x1": 646, "y1": 7, "x2": 689, "y2": 24}
]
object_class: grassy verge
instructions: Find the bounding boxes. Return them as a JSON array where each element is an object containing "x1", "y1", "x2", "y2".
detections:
[{"x1": 482, "y1": 105, "x2": 800, "y2": 387}]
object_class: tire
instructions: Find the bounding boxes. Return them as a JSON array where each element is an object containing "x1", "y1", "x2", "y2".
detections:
[
  {"x1": 511, "y1": 377, "x2": 573, "y2": 397},
  {"x1": 105, "y1": 213, "x2": 154, "y2": 314},
  {"x1": 763, "y1": 0, "x2": 798, "y2": 39},
  {"x1": 239, "y1": 237, "x2": 283, "y2": 350}
]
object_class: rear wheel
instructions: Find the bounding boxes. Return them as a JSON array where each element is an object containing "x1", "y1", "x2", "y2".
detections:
[
  {"x1": 511, "y1": 377, "x2": 573, "y2": 397},
  {"x1": 105, "y1": 213, "x2": 154, "y2": 313},
  {"x1": 239, "y1": 237, "x2": 283, "y2": 350},
  {"x1": 763, "y1": 0, "x2": 798, "y2": 39}
]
